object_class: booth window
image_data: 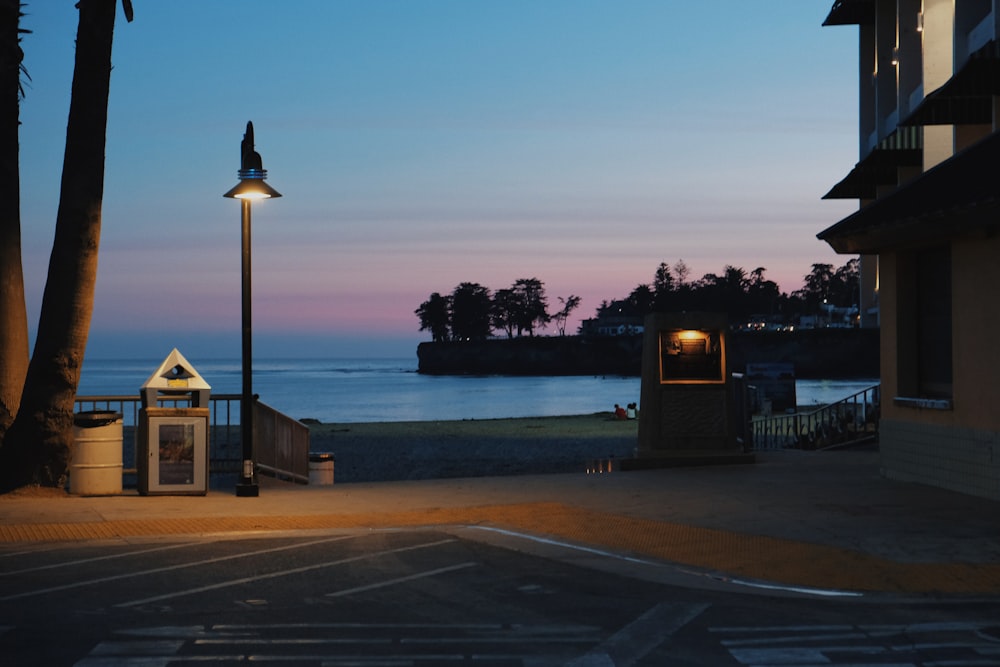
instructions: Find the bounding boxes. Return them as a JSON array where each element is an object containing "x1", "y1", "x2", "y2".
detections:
[
  {"x1": 659, "y1": 329, "x2": 725, "y2": 384},
  {"x1": 896, "y1": 244, "x2": 952, "y2": 404}
]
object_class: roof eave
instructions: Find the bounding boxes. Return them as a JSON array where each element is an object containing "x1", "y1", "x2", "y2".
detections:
[{"x1": 818, "y1": 132, "x2": 1000, "y2": 254}]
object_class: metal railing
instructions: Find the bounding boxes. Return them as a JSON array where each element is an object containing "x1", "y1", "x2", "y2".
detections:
[
  {"x1": 256, "y1": 403, "x2": 310, "y2": 484},
  {"x1": 749, "y1": 384, "x2": 881, "y2": 451},
  {"x1": 74, "y1": 394, "x2": 310, "y2": 483}
]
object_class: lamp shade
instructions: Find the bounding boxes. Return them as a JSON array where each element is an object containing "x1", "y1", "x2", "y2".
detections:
[{"x1": 223, "y1": 172, "x2": 282, "y2": 199}]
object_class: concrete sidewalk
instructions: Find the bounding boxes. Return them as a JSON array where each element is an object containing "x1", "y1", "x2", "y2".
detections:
[{"x1": 2, "y1": 450, "x2": 999, "y2": 596}]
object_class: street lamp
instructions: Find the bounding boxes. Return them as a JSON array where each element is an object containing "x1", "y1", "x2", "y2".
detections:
[{"x1": 224, "y1": 121, "x2": 281, "y2": 497}]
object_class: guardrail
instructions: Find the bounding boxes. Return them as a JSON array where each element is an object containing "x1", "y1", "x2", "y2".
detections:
[
  {"x1": 73, "y1": 394, "x2": 310, "y2": 484},
  {"x1": 749, "y1": 384, "x2": 881, "y2": 451},
  {"x1": 256, "y1": 403, "x2": 310, "y2": 484}
]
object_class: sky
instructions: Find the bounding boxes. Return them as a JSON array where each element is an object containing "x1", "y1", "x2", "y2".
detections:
[{"x1": 19, "y1": 1, "x2": 860, "y2": 360}]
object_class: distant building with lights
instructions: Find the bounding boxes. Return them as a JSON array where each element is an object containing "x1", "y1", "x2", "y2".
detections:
[
  {"x1": 578, "y1": 300, "x2": 644, "y2": 337},
  {"x1": 819, "y1": 0, "x2": 1000, "y2": 499}
]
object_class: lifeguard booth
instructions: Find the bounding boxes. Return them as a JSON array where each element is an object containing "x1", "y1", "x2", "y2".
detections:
[{"x1": 629, "y1": 312, "x2": 753, "y2": 468}]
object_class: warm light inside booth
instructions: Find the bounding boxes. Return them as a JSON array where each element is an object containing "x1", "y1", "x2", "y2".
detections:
[{"x1": 658, "y1": 328, "x2": 725, "y2": 384}]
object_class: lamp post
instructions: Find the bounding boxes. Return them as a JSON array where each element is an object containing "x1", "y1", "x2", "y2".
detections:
[{"x1": 224, "y1": 121, "x2": 281, "y2": 497}]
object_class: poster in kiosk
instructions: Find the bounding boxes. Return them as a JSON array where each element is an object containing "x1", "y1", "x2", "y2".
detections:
[{"x1": 138, "y1": 349, "x2": 210, "y2": 495}]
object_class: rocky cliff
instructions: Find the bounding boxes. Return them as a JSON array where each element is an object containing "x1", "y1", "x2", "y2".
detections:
[{"x1": 417, "y1": 328, "x2": 879, "y2": 378}]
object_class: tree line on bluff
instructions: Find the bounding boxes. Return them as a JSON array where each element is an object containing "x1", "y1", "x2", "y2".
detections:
[{"x1": 415, "y1": 259, "x2": 860, "y2": 342}]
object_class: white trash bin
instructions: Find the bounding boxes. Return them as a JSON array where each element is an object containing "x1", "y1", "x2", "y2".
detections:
[{"x1": 308, "y1": 452, "x2": 334, "y2": 485}]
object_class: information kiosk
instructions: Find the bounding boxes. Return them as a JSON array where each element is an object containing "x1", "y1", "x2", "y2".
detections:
[{"x1": 137, "y1": 349, "x2": 211, "y2": 495}]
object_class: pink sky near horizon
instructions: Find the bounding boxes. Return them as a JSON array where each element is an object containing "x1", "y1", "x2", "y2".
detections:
[{"x1": 18, "y1": 2, "x2": 860, "y2": 359}]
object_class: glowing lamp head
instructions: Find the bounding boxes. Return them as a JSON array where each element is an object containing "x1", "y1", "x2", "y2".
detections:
[{"x1": 223, "y1": 171, "x2": 282, "y2": 200}]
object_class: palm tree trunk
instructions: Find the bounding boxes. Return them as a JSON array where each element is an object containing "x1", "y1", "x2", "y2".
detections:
[
  {"x1": 0, "y1": 0, "x2": 117, "y2": 490},
  {"x1": 0, "y1": 0, "x2": 30, "y2": 441}
]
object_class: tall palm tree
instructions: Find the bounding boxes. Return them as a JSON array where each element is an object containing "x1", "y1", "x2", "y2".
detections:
[
  {"x1": 0, "y1": 0, "x2": 131, "y2": 490},
  {"x1": 0, "y1": 1, "x2": 30, "y2": 441}
]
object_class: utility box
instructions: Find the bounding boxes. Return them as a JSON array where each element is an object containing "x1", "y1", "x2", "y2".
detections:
[
  {"x1": 137, "y1": 349, "x2": 211, "y2": 495},
  {"x1": 629, "y1": 312, "x2": 753, "y2": 468},
  {"x1": 746, "y1": 362, "x2": 797, "y2": 415}
]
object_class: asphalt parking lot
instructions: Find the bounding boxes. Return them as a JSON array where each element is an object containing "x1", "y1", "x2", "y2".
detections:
[
  {"x1": 4, "y1": 528, "x2": 1000, "y2": 666},
  {"x1": 4, "y1": 451, "x2": 1000, "y2": 664}
]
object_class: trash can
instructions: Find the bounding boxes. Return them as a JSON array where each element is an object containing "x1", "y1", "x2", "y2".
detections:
[
  {"x1": 71, "y1": 411, "x2": 123, "y2": 496},
  {"x1": 308, "y1": 452, "x2": 334, "y2": 485}
]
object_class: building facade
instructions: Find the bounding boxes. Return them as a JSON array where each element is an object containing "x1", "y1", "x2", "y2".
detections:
[{"x1": 819, "y1": 0, "x2": 1000, "y2": 500}]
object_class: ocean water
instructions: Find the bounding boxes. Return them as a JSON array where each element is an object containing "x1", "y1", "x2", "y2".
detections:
[{"x1": 76, "y1": 357, "x2": 878, "y2": 424}]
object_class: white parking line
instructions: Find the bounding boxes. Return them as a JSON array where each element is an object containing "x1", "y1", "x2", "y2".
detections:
[
  {"x1": 0, "y1": 542, "x2": 202, "y2": 577},
  {"x1": 0, "y1": 547, "x2": 56, "y2": 559},
  {"x1": 325, "y1": 561, "x2": 477, "y2": 597},
  {"x1": 115, "y1": 538, "x2": 458, "y2": 608},
  {"x1": 0, "y1": 535, "x2": 356, "y2": 602}
]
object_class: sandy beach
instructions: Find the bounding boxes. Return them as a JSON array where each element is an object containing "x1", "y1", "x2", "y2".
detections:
[{"x1": 306, "y1": 413, "x2": 639, "y2": 483}]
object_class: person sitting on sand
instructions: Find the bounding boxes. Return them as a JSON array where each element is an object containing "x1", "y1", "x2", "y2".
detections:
[
  {"x1": 626, "y1": 402, "x2": 637, "y2": 419},
  {"x1": 614, "y1": 404, "x2": 627, "y2": 420}
]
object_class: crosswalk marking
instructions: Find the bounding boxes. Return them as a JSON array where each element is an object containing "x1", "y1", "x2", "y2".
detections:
[
  {"x1": 90, "y1": 640, "x2": 185, "y2": 656},
  {"x1": 73, "y1": 622, "x2": 602, "y2": 666},
  {"x1": 566, "y1": 602, "x2": 709, "y2": 666},
  {"x1": 712, "y1": 621, "x2": 1000, "y2": 666}
]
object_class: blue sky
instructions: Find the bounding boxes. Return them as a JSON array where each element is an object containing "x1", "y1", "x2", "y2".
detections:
[{"x1": 19, "y1": 1, "x2": 858, "y2": 359}]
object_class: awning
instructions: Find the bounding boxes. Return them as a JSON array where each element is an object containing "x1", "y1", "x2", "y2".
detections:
[
  {"x1": 823, "y1": 0, "x2": 874, "y2": 26},
  {"x1": 822, "y1": 149, "x2": 922, "y2": 200},
  {"x1": 822, "y1": 127, "x2": 922, "y2": 200},
  {"x1": 903, "y1": 40, "x2": 1000, "y2": 126},
  {"x1": 818, "y1": 131, "x2": 1000, "y2": 253}
]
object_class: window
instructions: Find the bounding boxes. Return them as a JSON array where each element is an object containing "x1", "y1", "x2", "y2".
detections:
[
  {"x1": 897, "y1": 245, "x2": 952, "y2": 402},
  {"x1": 658, "y1": 329, "x2": 725, "y2": 384}
]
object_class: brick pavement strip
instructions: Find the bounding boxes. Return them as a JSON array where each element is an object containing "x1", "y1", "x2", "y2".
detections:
[{"x1": 2, "y1": 501, "x2": 999, "y2": 596}]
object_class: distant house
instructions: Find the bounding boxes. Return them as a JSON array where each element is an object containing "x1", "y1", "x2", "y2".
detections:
[
  {"x1": 819, "y1": 1, "x2": 1000, "y2": 500},
  {"x1": 578, "y1": 318, "x2": 644, "y2": 337},
  {"x1": 578, "y1": 300, "x2": 644, "y2": 337}
]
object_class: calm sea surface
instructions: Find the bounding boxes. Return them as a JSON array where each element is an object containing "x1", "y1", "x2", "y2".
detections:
[{"x1": 77, "y1": 357, "x2": 878, "y2": 424}]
